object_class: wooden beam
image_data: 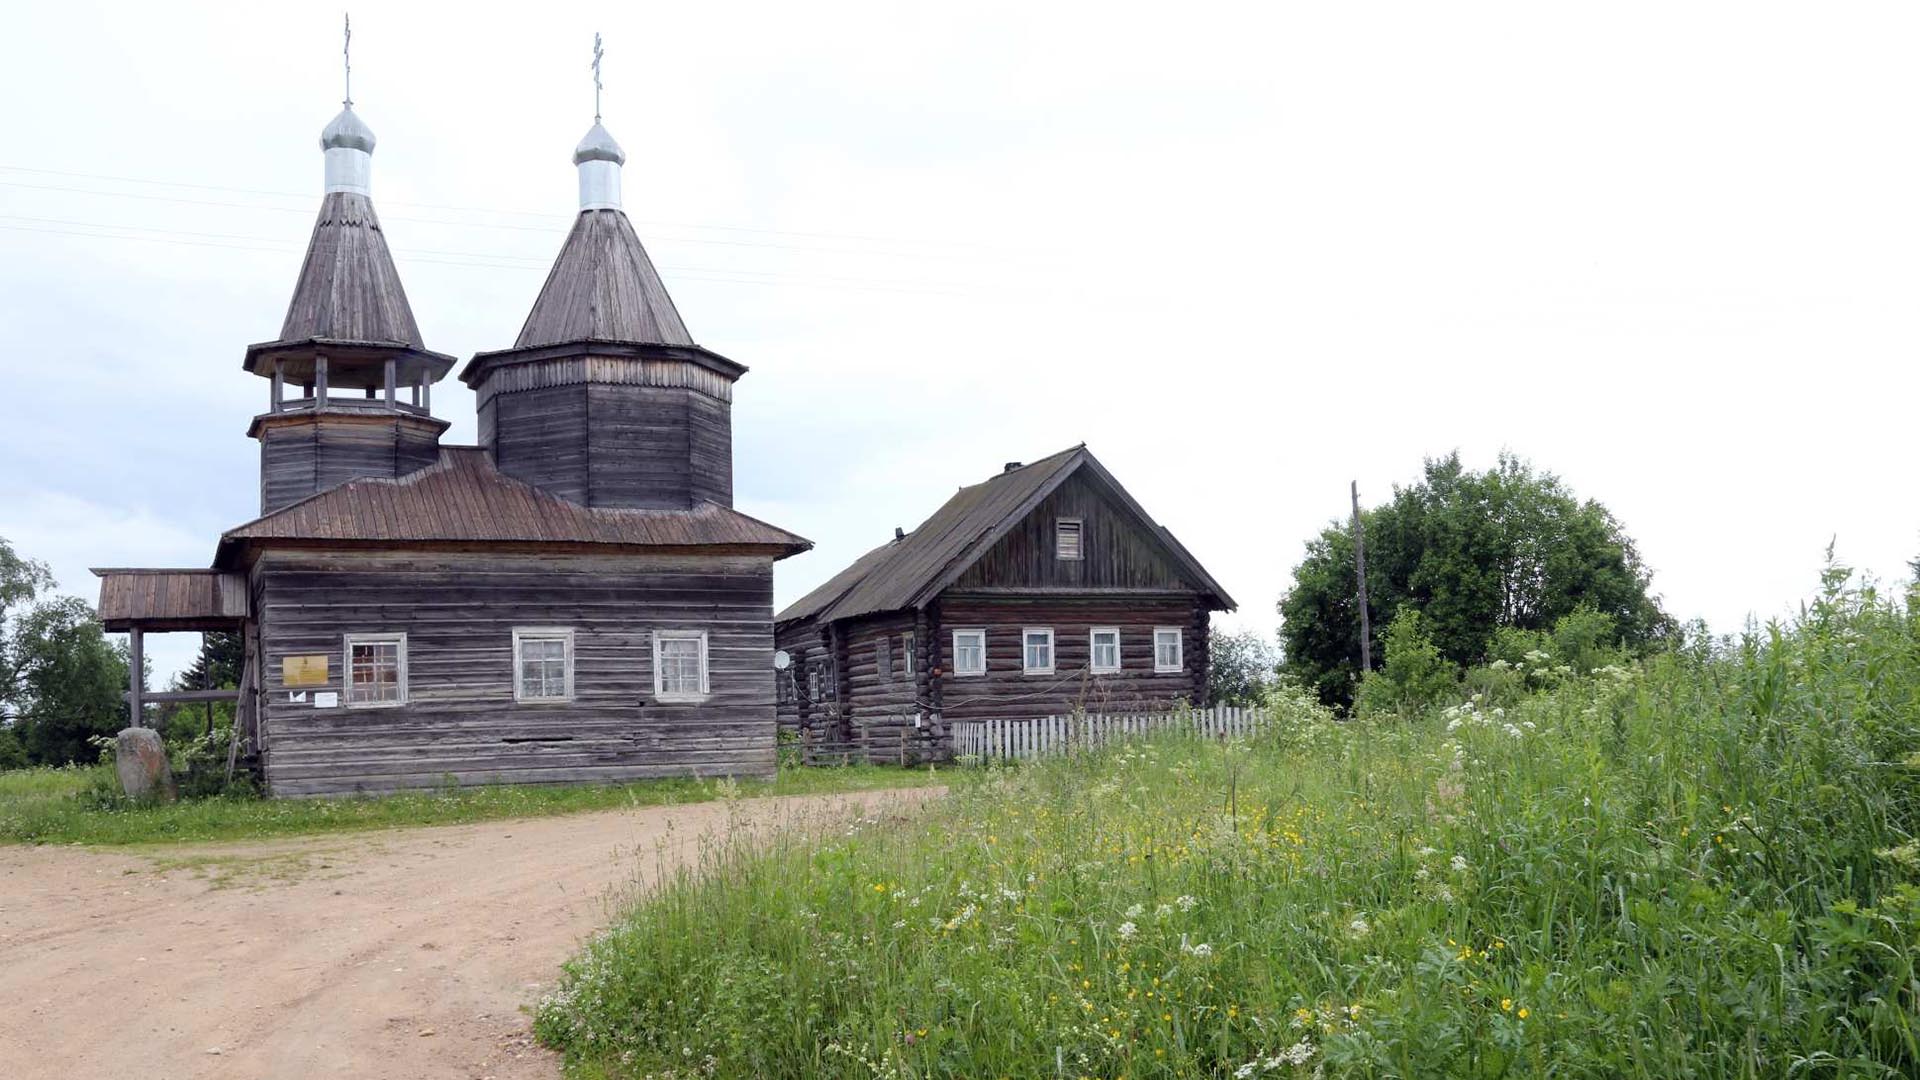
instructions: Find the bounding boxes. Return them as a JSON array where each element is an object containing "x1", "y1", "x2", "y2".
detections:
[
  {"x1": 123, "y1": 689, "x2": 242, "y2": 705},
  {"x1": 271, "y1": 367, "x2": 284, "y2": 412},
  {"x1": 385, "y1": 358, "x2": 397, "y2": 407},
  {"x1": 128, "y1": 628, "x2": 143, "y2": 729},
  {"x1": 315, "y1": 355, "x2": 329, "y2": 407}
]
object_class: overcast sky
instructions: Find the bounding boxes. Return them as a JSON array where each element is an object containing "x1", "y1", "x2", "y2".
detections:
[{"x1": 3, "y1": 1, "x2": 1917, "y2": 683}]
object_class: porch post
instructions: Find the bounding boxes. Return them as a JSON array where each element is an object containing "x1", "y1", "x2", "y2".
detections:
[{"x1": 127, "y1": 628, "x2": 143, "y2": 729}]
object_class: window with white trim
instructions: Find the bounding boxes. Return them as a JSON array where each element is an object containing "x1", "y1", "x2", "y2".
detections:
[
  {"x1": 902, "y1": 632, "x2": 916, "y2": 677},
  {"x1": 1090, "y1": 627, "x2": 1121, "y2": 674},
  {"x1": 1055, "y1": 519, "x2": 1083, "y2": 560},
  {"x1": 1153, "y1": 627, "x2": 1184, "y2": 673},
  {"x1": 345, "y1": 633, "x2": 407, "y2": 706},
  {"x1": 513, "y1": 627, "x2": 573, "y2": 702},
  {"x1": 653, "y1": 630, "x2": 709, "y2": 700},
  {"x1": 951, "y1": 629, "x2": 986, "y2": 676},
  {"x1": 1023, "y1": 627, "x2": 1055, "y2": 675}
]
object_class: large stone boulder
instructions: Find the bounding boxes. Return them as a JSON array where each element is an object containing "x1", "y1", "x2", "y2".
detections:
[{"x1": 115, "y1": 728, "x2": 177, "y2": 803}]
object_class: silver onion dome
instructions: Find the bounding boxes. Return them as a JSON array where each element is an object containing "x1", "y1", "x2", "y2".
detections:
[
  {"x1": 573, "y1": 122, "x2": 626, "y2": 166},
  {"x1": 320, "y1": 106, "x2": 378, "y2": 154}
]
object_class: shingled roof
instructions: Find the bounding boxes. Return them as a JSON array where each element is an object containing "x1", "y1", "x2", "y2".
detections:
[
  {"x1": 217, "y1": 447, "x2": 809, "y2": 562},
  {"x1": 277, "y1": 192, "x2": 425, "y2": 347},
  {"x1": 776, "y1": 445, "x2": 1233, "y2": 627},
  {"x1": 514, "y1": 210, "x2": 693, "y2": 350}
]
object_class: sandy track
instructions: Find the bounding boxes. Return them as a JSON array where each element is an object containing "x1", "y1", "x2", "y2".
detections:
[{"x1": 0, "y1": 787, "x2": 942, "y2": 1080}]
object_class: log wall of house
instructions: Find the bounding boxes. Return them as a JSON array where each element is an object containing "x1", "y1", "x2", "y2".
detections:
[
  {"x1": 252, "y1": 548, "x2": 776, "y2": 796},
  {"x1": 933, "y1": 595, "x2": 1207, "y2": 721},
  {"x1": 773, "y1": 618, "x2": 818, "y2": 735}
]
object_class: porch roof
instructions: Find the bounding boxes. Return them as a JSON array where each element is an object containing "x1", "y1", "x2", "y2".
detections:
[{"x1": 92, "y1": 568, "x2": 248, "y2": 632}]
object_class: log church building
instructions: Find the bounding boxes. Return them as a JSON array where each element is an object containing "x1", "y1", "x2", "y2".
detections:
[{"x1": 93, "y1": 67, "x2": 1234, "y2": 794}]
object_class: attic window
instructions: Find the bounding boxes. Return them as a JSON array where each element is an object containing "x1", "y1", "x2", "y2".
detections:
[{"x1": 1055, "y1": 519, "x2": 1083, "y2": 561}]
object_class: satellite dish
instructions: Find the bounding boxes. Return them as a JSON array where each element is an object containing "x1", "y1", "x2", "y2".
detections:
[{"x1": 772, "y1": 650, "x2": 792, "y2": 671}]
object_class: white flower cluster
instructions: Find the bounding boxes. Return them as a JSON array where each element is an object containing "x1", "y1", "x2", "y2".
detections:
[
  {"x1": 1444, "y1": 694, "x2": 1532, "y2": 739},
  {"x1": 1233, "y1": 1039, "x2": 1318, "y2": 1076},
  {"x1": 1116, "y1": 920, "x2": 1138, "y2": 940}
]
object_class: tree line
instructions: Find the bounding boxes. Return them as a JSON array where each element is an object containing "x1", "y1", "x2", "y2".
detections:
[{"x1": 1210, "y1": 451, "x2": 1675, "y2": 710}]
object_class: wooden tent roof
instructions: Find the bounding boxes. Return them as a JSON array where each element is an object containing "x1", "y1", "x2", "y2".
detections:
[
  {"x1": 217, "y1": 447, "x2": 810, "y2": 560},
  {"x1": 92, "y1": 569, "x2": 248, "y2": 632},
  {"x1": 776, "y1": 445, "x2": 1234, "y2": 627},
  {"x1": 513, "y1": 210, "x2": 693, "y2": 350},
  {"x1": 276, "y1": 192, "x2": 424, "y2": 348}
]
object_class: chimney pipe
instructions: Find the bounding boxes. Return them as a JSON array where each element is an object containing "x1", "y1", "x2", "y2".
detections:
[{"x1": 893, "y1": 527, "x2": 905, "y2": 542}]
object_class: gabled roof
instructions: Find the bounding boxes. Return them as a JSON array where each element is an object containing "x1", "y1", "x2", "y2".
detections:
[
  {"x1": 277, "y1": 192, "x2": 425, "y2": 347},
  {"x1": 514, "y1": 210, "x2": 693, "y2": 350},
  {"x1": 217, "y1": 447, "x2": 809, "y2": 562},
  {"x1": 775, "y1": 538, "x2": 900, "y2": 627},
  {"x1": 776, "y1": 445, "x2": 1234, "y2": 626}
]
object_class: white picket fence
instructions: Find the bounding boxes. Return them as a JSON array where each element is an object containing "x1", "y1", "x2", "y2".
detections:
[{"x1": 952, "y1": 705, "x2": 1268, "y2": 762}]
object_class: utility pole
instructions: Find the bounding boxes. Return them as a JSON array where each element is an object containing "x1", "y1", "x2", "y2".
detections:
[{"x1": 1351, "y1": 480, "x2": 1372, "y2": 672}]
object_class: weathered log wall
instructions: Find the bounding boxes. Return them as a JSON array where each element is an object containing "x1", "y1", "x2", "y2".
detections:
[
  {"x1": 253, "y1": 548, "x2": 776, "y2": 796},
  {"x1": 934, "y1": 596, "x2": 1207, "y2": 721},
  {"x1": 256, "y1": 413, "x2": 443, "y2": 515},
  {"x1": 481, "y1": 361, "x2": 732, "y2": 510}
]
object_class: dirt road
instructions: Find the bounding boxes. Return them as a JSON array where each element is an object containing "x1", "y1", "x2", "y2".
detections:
[{"x1": 0, "y1": 788, "x2": 941, "y2": 1079}]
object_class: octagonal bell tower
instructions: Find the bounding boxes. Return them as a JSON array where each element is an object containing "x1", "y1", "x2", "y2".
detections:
[
  {"x1": 244, "y1": 100, "x2": 454, "y2": 515},
  {"x1": 459, "y1": 116, "x2": 739, "y2": 510}
]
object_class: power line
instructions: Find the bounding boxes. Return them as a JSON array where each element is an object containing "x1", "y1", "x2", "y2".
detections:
[
  {"x1": 0, "y1": 163, "x2": 1051, "y2": 257},
  {"x1": 0, "y1": 220, "x2": 1036, "y2": 299}
]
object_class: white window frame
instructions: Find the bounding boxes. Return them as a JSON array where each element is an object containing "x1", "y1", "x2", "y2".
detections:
[
  {"x1": 1023, "y1": 627, "x2": 1055, "y2": 675},
  {"x1": 1055, "y1": 518, "x2": 1084, "y2": 561},
  {"x1": 343, "y1": 632, "x2": 408, "y2": 708},
  {"x1": 1089, "y1": 627, "x2": 1122, "y2": 674},
  {"x1": 652, "y1": 629, "x2": 710, "y2": 702},
  {"x1": 902, "y1": 632, "x2": 916, "y2": 678},
  {"x1": 512, "y1": 627, "x2": 575, "y2": 703},
  {"x1": 951, "y1": 629, "x2": 987, "y2": 677},
  {"x1": 1153, "y1": 627, "x2": 1185, "y2": 674}
]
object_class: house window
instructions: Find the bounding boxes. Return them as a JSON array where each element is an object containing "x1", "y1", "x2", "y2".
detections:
[
  {"x1": 807, "y1": 667, "x2": 822, "y2": 703},
  {"x1": 344, "y1": 633, "x2": 406, "y2": 706},
  {"x1": 902, "y1": 632, "x2": 915, "y2": 677},
  {"x1": 653, "y1": 630, "x2": 709, "y2": 701},
  {"x1": 1090, "y1": 627, "x2": 1121, "y2": 674},
  {"x1": 1023, "y1": 627, "x2": 1055, "y2": 675},
  {"x1": 877, "y1": 635, "x2": 892, "y2": 684},
  {"x1": 513, "y1": 628, "x2": 573, "y2": 702},
  {"x1": 1154, "y1": 627, "x2": 1184, "y2": 673},
  {"x1": 952, "y1": 629, "x2": 986, "y2": 676},
  {"x1": 1055, "y1": 519, "x2": 1083, "y2": 560}
]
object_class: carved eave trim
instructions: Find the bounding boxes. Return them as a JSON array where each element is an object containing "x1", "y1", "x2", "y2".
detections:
[
  {"x1": 459, "y1": 340, "x2": 747, "y2": 389},
  {"x1": 469, "y1": 353, "x2": 738, "y2": 408},
  {"x1": 243, "y1": 337, "x2": 458, "y2": 385}
]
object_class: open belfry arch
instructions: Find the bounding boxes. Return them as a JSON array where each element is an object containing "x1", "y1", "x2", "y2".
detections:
[{"x1": 96, "y1": 35, "x2": 808, "y2": 795}]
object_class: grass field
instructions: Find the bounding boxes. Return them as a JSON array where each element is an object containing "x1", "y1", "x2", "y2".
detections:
[
  {"x1": 534, "y1": 571, "x2": 1920, "y2": 1078},
  {"x1": 0, "y1": 762, "x2": 944, "y2": 847}
]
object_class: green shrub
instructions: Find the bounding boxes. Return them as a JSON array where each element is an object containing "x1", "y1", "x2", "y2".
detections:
[{"x1": 1354, "y1": 607, "x2": 1457, "y2": 719}]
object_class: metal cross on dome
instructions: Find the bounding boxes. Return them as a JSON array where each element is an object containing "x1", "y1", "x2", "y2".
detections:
[
  {"x1": 342, "y1": 13, "x2": 353, "y2": 108},
  {"x1": 592, "y1": 32, "x2": 604, "y2": 122}
]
